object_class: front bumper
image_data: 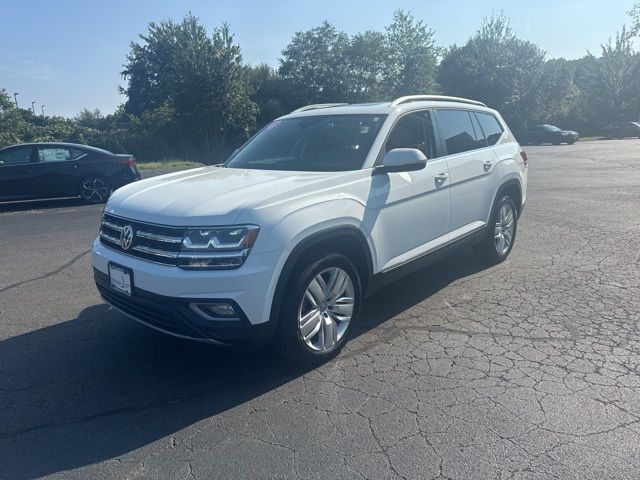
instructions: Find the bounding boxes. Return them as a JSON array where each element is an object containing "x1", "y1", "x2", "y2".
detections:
[
  {"x1": 94, "y1": 269, "x2": 271, "y2": 345},
  {"x1": 92, "y1": 239, "x2": 285, "y2": 345}
]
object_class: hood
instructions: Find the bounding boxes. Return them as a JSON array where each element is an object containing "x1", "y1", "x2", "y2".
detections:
[{"x1": 105, "y1": 166, "x2": 338, "y2": 226}]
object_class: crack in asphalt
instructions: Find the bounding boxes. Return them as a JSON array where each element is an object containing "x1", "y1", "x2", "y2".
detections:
[{"x1": 0, "y1": 249, "x2": 91, "y2": 294}]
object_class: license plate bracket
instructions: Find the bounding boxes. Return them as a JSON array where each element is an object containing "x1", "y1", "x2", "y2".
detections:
[{"x1": 108, "y1": 262, "x2": 134, "y2": 296}]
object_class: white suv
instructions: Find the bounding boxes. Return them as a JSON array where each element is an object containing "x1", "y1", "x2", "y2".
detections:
[{"x1": 93, "y1": 95, "x2": 527, "y2": 363}]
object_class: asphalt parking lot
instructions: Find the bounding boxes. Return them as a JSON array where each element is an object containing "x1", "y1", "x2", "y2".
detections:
[{"x1": 1, "y1": 140, "x2": 640, "y2": 479}]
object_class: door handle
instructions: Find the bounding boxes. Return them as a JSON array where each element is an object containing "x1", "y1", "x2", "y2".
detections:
[
  {"x1": 434, "y1": 173, "x2": 448, "y2": 185},
  {"x1": 483, "y1": 160, "x2": 493, "y2": 172}
]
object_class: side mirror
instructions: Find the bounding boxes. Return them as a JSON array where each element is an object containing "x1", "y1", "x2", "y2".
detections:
[{"x1": 375, "y1": 148, "x2": 427, "y2": 174}]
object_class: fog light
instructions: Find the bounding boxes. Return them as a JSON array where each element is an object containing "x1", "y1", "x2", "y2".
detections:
[{"x1": 190, "y1": 302, "x2": 239, "y2": 320}]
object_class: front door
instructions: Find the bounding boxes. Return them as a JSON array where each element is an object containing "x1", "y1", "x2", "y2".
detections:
[
  {"x1": 367, "y1": 110, "x2": 451, "y2": 272},
  {"x1": 0, "y1": 146, "x2": 37, "y2": 200}
]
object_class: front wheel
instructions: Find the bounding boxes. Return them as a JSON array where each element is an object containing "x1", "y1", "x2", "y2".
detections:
[
  {"x1": 79, "y1": 176, "x2": 111, "y2": 204},
  {"x1": 274, "y1": 253, "x2": 361, "y2": 365},
  {"x1": 473, "y1": 195, "x2": 518, "y2": 265}
]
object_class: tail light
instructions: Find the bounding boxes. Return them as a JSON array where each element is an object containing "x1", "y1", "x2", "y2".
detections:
[
  {"x1": 520, "y1": 151, "x2": 528, "y2": 168},
  {"x1": 118, "y1": 156, "x2": 137, "y2": 168}
]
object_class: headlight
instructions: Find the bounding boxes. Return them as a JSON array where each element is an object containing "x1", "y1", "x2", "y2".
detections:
[{"x1": 178, "y1": 225, "x2": 259, "y2": 269}]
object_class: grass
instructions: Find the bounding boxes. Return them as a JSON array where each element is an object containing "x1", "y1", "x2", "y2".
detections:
[
  {"x1": 136, "y1": 160, "x2": 205, "y2": 171},
  {"x1": 579, "y1": 136, "x2": 604, "y2": 142}
]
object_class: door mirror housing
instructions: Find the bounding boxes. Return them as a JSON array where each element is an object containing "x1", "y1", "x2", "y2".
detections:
[{"x1": 376, "y1": 148, "x2": 427, "y2": 174}]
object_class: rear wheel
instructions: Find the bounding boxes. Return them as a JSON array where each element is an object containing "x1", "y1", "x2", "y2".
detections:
[
  {"x1": 274, "y1": 253, "x2": 361, "y2": 365},
  {"x1": 79, "y1": 176, "x2": 110, "y2": 204},
  {"x1": 473, "y1": 195, "x2": 518, "y2": 265}
]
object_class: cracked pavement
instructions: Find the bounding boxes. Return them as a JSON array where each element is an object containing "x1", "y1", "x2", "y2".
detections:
[{"x1": 1, "y1": 140, "x2": 640, "y2": 479}]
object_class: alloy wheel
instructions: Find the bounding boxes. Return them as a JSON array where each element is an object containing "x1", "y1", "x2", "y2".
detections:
[
  {"x1": 494, "y1": 203, "x2": 515, "y2": 255},
  {"x1": 297, "y1": 267, "x2": 355, "y2": 351},
  {"x1": 80, "y1": 178, "x2": 110, "y2": 203}
]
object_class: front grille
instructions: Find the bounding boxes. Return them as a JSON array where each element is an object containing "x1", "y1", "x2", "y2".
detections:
[{"x1": 99, "y1": 213, "x2": 184, "y2": 265}]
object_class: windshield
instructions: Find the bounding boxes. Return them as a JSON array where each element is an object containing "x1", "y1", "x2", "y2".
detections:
[
  {"x1": 545, "y1": 125, "x2": 562, "y2": 132},
  {"x1": 226, "y1": 114, "x2": 387, "y2": 171}
]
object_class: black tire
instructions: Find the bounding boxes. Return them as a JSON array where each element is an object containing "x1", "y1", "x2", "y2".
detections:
[
  {"x1": 568, "y1": 140, "x2": 576, "y2": 145},
  {"x1": 473, "y1": 195, "x2": 518, "y2": 265},
  {"x1": 79, "y1": 176, "x2": 111, "y2": 204},
  {"x1": 274, "y1": 253, "x2": 362, "y2": 365}
]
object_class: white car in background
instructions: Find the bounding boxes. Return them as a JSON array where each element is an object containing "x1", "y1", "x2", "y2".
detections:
[{"x1": 92, "y1": 95, "x2": 528, "y2": 364}]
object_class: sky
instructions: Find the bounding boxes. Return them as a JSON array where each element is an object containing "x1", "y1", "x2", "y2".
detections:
[{"x1": 0, "y1": 0, "x2": 635, "y2": 117}]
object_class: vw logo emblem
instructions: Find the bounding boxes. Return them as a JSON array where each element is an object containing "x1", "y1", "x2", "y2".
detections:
[{"x1": 120, "y1": 225, "x2": 134, "y2": 250}]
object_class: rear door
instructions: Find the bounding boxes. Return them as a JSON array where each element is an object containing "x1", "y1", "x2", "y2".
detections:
[
  {"x1": 34, "y1": 146, "x2": 84, "y2": 197},
  {"x1": 370, "y1": 110, "x2": 451, "y2": 271},
  {"x1": 434, "y1": 109, "x2": 501, "y2": 235},
  {"x1": 0, "y1": 146, "x2": 37, "y2": 200}
]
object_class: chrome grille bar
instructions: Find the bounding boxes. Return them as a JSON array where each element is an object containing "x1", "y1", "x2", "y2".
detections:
[
  {"x1": 136, "y1": 230, "x2": 183, "y2": 244},
  {"x1": 102, "y1": 220, "x2": 124, "y2": 232},
  {"x1": 100, "y1": 231, "x2": 120, "y2": 244},
  {"x1": 131, "y1": 245, "x2": 180, "y2": 259}
]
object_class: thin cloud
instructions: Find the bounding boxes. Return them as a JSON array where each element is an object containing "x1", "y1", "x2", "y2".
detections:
[{"x1": 0, "y1": 52, "x2": 57, "y2": 81}]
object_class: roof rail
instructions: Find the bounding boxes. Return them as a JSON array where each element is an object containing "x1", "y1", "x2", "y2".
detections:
[
  {"x1": 291, "y1": 103, "x2": 349, "y2": 113},
  {"x1": 390, "y1": 95, "x2": 486, "y2": 108}
]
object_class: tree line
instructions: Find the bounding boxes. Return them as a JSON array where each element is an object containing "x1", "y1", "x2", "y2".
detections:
[{"x1": 2, "y1": 7, "x2": 640, "y2": 163}]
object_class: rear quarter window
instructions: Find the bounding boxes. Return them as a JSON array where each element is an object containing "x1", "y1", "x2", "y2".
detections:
[{"x1": 475, "y1": 112, "x2": 504, "y2": 146}]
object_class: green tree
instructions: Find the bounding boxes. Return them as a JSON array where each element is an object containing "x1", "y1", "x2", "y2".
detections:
[
  {"x1": 278, "y1": 11, "x2": 440, "y2": 106},
  {"x1": 247, "y1": 64, "x2": 291, "y2": 127},
  {"x1": 529, "y1": 58, "x2": 582, "y2": 127},
  {"x1": 0, "y1": 89, "x2": 13, "y2": 113},
  {"x1": 278, "y1": 21, "x2": 352, "y2": 105},
  {"x1": 437, "y1": 13, "x2": 545, "y2": 128},
  {"x1": 575, "y1": 26, "x2": 640, "y2": 129},
  {"x1": 122, "y1": 14, "x2": 257, "y2": 162},
  {"x1": 383, "y1": 10, "x2": 440, "y2": 97},
  {"x1": 630, "y1": 3, "x2": 640, "y2": 36},
  {"x1": 344, "y1": 30, "x2": 388, "y2": 101},
  {"x1": 0, "y1": 89, "x2": 21, "y2": 148},
  {"x1": 75, "y1": 108, "x2": 104, "y2": 129}
]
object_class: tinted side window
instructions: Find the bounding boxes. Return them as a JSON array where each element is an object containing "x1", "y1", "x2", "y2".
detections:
[
  {"x1": 386, "y1": 111, "x2": 436, "y2": 159},
  {"x1": 71, "y1": 149, "x2": 89, "y2": 160},
  {"x1": 437, "y1": 110, "x2": 484, "y2": 155},
  {"x1": 475, "y1": 112, "x2": 504, "y2": 146},
  {"x1": 470, "y1": 113, "x2": 488, "y2": 148},
  {"x1": 0, "y1": 147, "x2": 33, "y2": 166},
  {"x1": 39, "y1": 147, "x2": 72, "y2": 162}
]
